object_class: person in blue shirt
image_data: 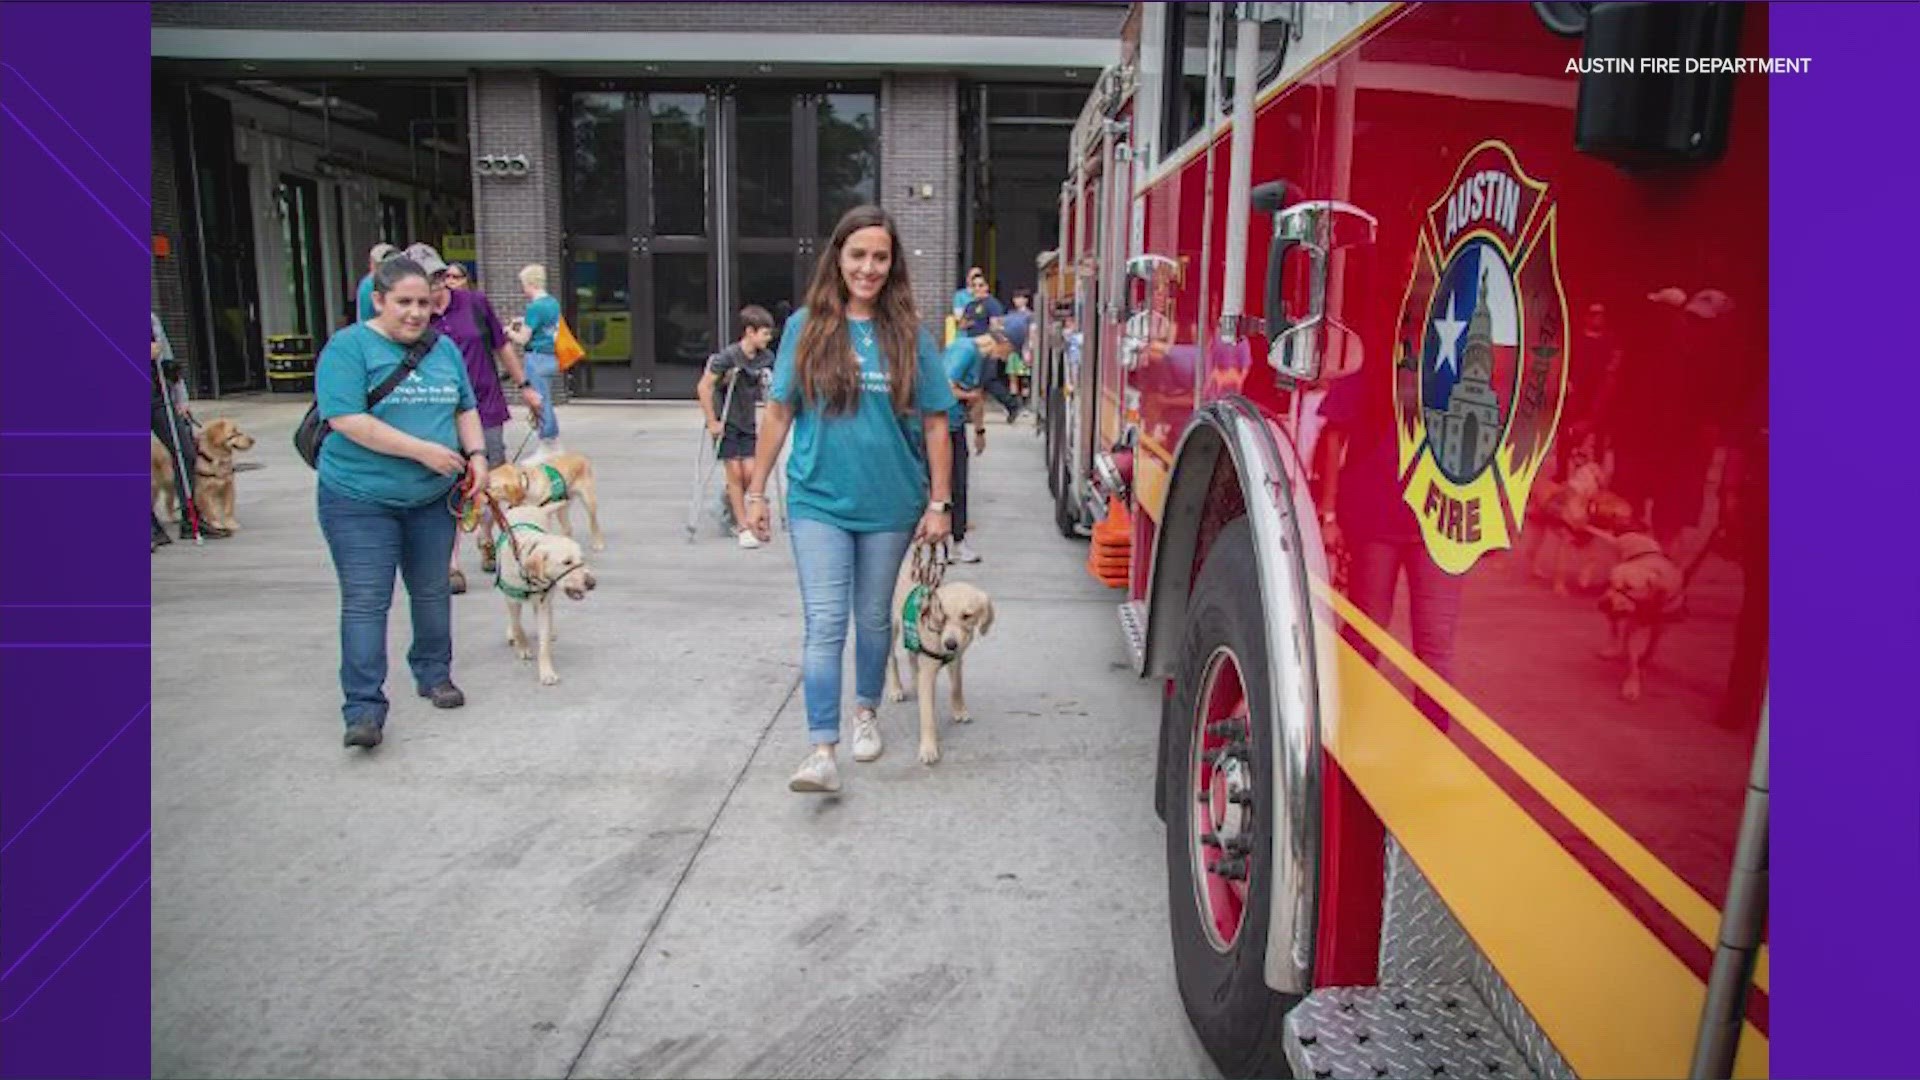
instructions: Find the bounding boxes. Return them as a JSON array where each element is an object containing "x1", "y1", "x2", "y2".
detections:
[
  {"x1": 744, "y1": 205, "x2": 957, "y2": 794},
  {"x1": 941, "y1": 329, "x2": 1014, "y2": 565},
  {"x1": 959, "y1": 276, "x2": 1022, "y2": 420},
  {"x1": 355, "y1": 242, "x2": 398, "y2": 322},
  {"x1": 958, "y1": 274, "x2": 1003, "y2": 336},
  {"x1": 951, "y1": 267, "x2": 984, "y2": 322},
  {"x1": 507, "y1": 263, "x2": 566, "y2": 460},
  {"x1": 315, "y1": 254, "x2": 489, "y2": 750}
]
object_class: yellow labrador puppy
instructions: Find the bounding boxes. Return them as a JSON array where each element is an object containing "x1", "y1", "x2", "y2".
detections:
[
  {"x1": 485, "y1": 453, "x2": 606, "y2": 551},
  {"x1": 885, "y1": 562, "x2": 995, "y2": 766},
  {"x1": 493, "y1": 504, "x2": 596, "y2": 686}
]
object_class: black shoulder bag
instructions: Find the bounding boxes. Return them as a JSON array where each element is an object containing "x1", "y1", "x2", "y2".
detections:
[{"x1": 294, "y1": 329, "x2": 441, "y2": 470}]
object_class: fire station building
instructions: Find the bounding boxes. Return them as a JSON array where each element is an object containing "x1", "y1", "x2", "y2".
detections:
[{"x1": 150, "y1": 2, "x2": 1119, "y2": 399}]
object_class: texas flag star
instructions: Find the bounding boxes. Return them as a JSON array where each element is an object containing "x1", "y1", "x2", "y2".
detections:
[{"x1": 1431, "y1": 291, "x2": 1466, "y2": 376}]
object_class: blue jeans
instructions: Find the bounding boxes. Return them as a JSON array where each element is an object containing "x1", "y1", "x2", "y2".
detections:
[
  {"x1": 524, "y1": 351, "x2": 560, "y2": 439},
  {"x1": 317, "y1": 482, "x2": 459, "y2": 727},
  {"x1": 788, "y1": 517, "x2": 914, "y2": 745}
]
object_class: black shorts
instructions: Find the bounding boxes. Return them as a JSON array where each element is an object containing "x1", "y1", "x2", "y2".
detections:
[{"x1": 717, "y1": 429, "x2": 757, "y2": 461}]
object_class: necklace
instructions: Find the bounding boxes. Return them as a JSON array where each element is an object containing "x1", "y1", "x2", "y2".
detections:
[{"x1": 851, "y1": 319, "x2": 876, "y2": 353}]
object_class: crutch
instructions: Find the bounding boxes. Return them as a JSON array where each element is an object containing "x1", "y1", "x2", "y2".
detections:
[
  {"x1": 685, "y1": 371, "x2": 740, "y2": 542},
  {"x1": 150, "y1": 346, "x2": 203, "y2": 546}
]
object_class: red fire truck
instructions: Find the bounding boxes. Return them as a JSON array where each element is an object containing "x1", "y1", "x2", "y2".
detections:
[{"x1": 1033, "y1": 4, "x2": 1768, "y2": 1077}]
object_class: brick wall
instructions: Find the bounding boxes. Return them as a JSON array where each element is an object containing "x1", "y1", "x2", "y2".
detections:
[
  {"x1": 880, "y1": 75, "x2": 960, "y2": 330},
  {"x1": 154, "y1": 2, "x2": 1125, "y2": 38},
  {"x1": 468, "y1": 70, "x2": 562, "y2": 325},
  {"x1": 150, "y1": 82, "x2": 196, "y2": 394}
]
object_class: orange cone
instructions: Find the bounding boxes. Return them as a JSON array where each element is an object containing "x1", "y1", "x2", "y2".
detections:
[{"x1": 1086, "y1": 496, "x2": 1132, "y2": 588}]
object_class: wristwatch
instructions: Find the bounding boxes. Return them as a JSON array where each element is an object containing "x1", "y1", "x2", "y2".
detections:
[
  {"x1": 464, "y1": 448, "x2": 487, "y2": 459},
  {"x1": 928, "y1": 500, "x2": 951, "y2": 513}
]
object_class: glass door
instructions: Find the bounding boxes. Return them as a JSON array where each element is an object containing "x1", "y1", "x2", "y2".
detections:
[
  {"x1": 724, "y1": 88, "x2": 880, "y2": 349},
  {"x1": 277, "y1": 174, "x2": 325, "y2": 340},
  {"x1": 561, "y1": 83, "x2": 877, "y2": 398},
  {"x1": 637, "y1": 89, "x2": 718, "y2": 398},
  {"x1": 562, "y1": 87, "x2": 717, "y2": 399},
  {"x1": 725, "y1": 87, "x2": 808, "y2": 348}
]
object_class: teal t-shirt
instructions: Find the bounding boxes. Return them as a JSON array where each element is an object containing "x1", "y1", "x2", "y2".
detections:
[
  {"x1": 943, "y1": 337, "x2": 983, "y2": 431},
  {"x1": 770, "y1": 309, "x2": 957, "y2": 533},
  {"x1": 524, "y1": 294, "x2": 561, "y2": 354},
  {"x1": 356, "y1": 273, "x2": 377, "y2": 322},
  {"x1": 316, "y1": 324, "x2": 477, "y2": 508}
]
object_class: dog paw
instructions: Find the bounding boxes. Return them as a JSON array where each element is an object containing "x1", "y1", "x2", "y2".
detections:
[
  {"x1": 887, "y1": 686, "x2": 910, "y2": 703},
  {"x1": 951, "y1": 711, "x2": 972, "y2": 725},
  {"x1": 540, "y1": 669, "x2": 561, "y2": 686},
  {"x1": 917, "y1": 742, "x2": 941, "y2": 766},
  {"x1": 514, "y1": 645, "x2": 533, "y2": 661},
  {"x1": 591, "y1": 540, "x2": 606, "y2": 552}
]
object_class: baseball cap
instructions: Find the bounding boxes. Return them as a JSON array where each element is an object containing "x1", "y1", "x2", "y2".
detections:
[
  {"x1": 370, "y1": 242, "x2": 399, "y2": 262},
  {"x1": 402, "y1": 242, "x2": 449, "y2": 277}
]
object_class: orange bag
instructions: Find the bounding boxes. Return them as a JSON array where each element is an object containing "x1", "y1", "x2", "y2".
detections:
[{"x1": 553, "y1": 316, "x2": 586, "y2": 371}]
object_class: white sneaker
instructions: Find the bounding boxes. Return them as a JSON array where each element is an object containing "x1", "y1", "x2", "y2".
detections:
[
  {"x1": 788, "y1": 749, "x2": 841, "y2": 793},
  {"x1": 851, "y1": 711, "x2": 884, "y2": 762},
  {"x1": 737, "y1": 529, "x2": 762, "y2": 550},
  {"x1": 953, "y1": 540, "x2": 981, "y2": 563}
]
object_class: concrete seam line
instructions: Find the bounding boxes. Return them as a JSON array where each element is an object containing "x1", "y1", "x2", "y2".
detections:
[{"x1": 562, "y1": 672, "x2": 802, "y2": 1079}]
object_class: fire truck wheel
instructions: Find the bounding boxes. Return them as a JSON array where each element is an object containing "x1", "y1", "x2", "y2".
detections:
[
  {"x1": 1164, "y1": 517, "x2": 1301, "y2": 1078},
  {"x1": 1050, "y1": 394, "x2": 1081, "y2": 539},
  {"x1": 1044, "y1": 388, "x2": 1060, "y2": 499}
]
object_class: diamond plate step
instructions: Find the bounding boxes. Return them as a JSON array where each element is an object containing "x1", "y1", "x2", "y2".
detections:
[
  {"x1": 1118, "y1": 599, "x2": 1146, "y2": 673},
  {"x1": 1282, "y1": 985, "x2": 1536, "y2": 1080}
]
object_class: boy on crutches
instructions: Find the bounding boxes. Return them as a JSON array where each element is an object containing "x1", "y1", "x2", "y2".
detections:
[{"x1": 696, "y1": 305, "x2": 776, "y2": 549}]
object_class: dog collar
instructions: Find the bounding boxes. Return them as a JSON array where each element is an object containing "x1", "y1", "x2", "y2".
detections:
[{"x1": 900, "y1": 585, "x2": 955, "y2": 666}]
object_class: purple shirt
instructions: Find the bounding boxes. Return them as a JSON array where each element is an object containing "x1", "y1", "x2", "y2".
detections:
[{"x1": 430, "y1": 288, "x2": 510, "y2": 427}]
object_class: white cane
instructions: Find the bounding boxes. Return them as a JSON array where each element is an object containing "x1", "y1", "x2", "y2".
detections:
[{"x1": 150, "y1": 343, "x2": 203, "y2": 547}]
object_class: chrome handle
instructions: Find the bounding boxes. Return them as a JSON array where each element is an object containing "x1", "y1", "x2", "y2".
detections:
[
  {"x1": 1120, "y1": 254, "x2": 1180, "y2": 371},
  {"x1": 1265, "y1": 199, "x2": 1377, "y2": 382}
]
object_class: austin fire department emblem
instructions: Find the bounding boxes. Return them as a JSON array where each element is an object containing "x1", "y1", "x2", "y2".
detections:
[{"x1": 1393, "y1": 140, "x2": 1570, "y2": 575}]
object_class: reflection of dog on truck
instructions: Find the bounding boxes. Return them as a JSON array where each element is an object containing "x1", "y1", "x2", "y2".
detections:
[{"x1": 1523, "y1": 434, "x2": 1715, "y2": 700}]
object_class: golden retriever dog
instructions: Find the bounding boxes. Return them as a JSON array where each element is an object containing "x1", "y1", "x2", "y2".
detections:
[
  {"x1": 187, "y1": 418, "x2": 255, "y2": 533},
  {"x1": 493, "y1": 504, "x2": 597, "y2": 686},
  {"x1": 884, "y1": 559, "x2": 996, "y2": 765},
  {"x1": 150, "y1": 435, "x2": 180, "y2": 524},
  {"x1": 1597, "y1": 532, "x2": 1686, "y2": 701},
  {"x1": 485, "y1": 453, "x2": 605, "y2": 552}
]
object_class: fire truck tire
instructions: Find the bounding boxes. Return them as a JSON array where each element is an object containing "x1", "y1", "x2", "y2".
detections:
[
  {"x1": 1044, "y1": 388, "x2": 1061, "y2": 499},
  {"x1": 1050, "y1": 395, "x2": 1081, "y2": 539},
  {"x1": 1164, "y1": 517, "x2": 1301, "y2": 1079}
]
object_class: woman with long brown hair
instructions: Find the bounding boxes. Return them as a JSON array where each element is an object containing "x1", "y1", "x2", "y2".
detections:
[{"x1": 744, "y1": 205, "x2": 956, "y2": 793}]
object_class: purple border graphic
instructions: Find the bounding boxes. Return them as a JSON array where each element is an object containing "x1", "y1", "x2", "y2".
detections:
[
  {"x1": 1770, "y1": 3, "x2": 1919, "y2": 1079},
  {"x1": 0, "y1": 1, "x2": 1914, "y2": 1077},
  {"x1": 0, "y1": 2, "x2": 153, "y2": 1076}
]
